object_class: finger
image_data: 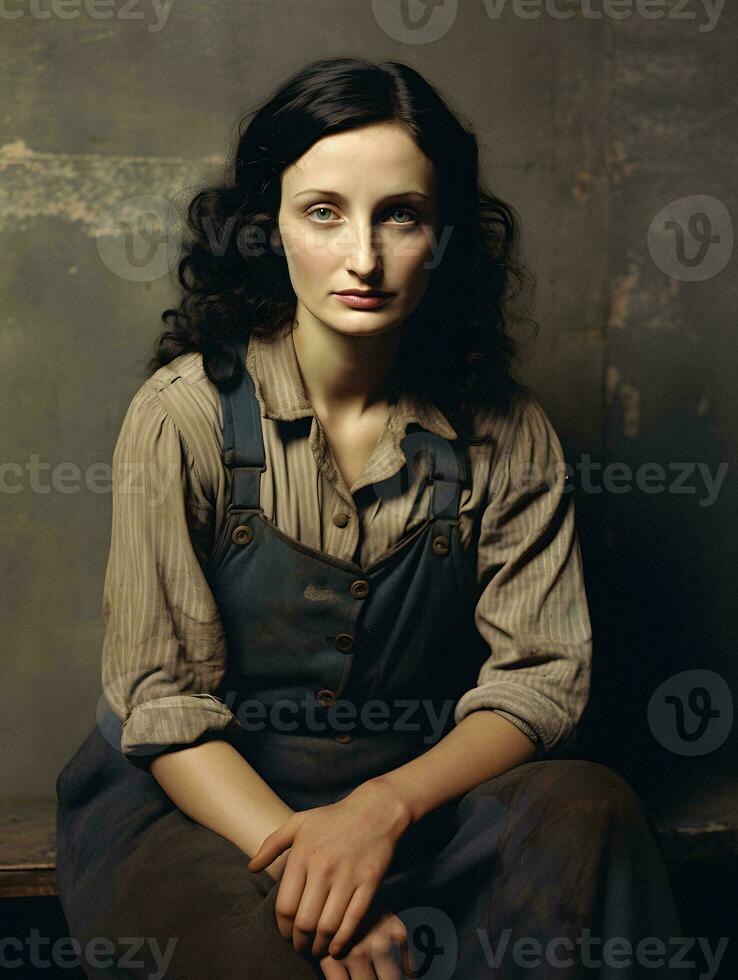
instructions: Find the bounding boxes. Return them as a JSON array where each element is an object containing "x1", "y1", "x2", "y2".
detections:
[
  {"x1": 399, "y1": 939, "x2": 419, "y2": 980},
  {"x1": 248, "y1": 825, "x2": 293, "y2": 871},
  {"x1": 372, "y1": 935, "x2": 406, "y2": 980},
  {"x1": 273, "y1": 858, "x2": 307, "y2": 941},
  {"x1": 292, "y1": 875, "x2": 332, "y2": 954},
  {"x1": 328, "y1": 883, "x2": 377, "y2": 957},
  {"x1": 382, "y1": 919, "x2": 418, "y2": 980},
  {"x1": 327, "y1": 950, "x2": 378, "y2": 980},
  {"x1": 319, "y1": 956, "x2": 350, "y2": 980},
  {"x1": 311, "y1": 881, "x2": 358, "y2": 959},
  {"x1": 345, "y1": 958, "x2": 379, "y2": 980}
]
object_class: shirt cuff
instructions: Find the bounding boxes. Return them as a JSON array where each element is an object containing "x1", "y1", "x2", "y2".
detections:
[
  {"x1": 453, "y1": 681, "x2": 570, "y2": 756},
  {"x1": 121, "y1": 693, "x2": 241, "y2": 772}
]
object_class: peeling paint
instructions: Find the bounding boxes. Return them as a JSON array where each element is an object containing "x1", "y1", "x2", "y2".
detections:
[
  {"x1": 608, "y1": 139, "x2": 636, "y2": 186},
  {"x1": 0, "y1": 137, "x2": 223, "y2": 236},
  {"x1": 697, "y1": 393, "x2": 711, "y2": 417},
  {"x1": 610, "y1": 259, "x2": 691, "y2": 334},
  {"x1": 608, "y1": 263, "x2": 641, "y2": 331},
  {"x1": 620, "y1": 382, "x2": 641, "y2": 439},
  {"x1": 606, "y1": 365, "x2": 641, "y2": 439},
  {"x1": 572, "y1": 169, "x2": 591, "y2": 204},
  {"x1": 605, "y1": 365, "x2": 622, "y2": 407}
]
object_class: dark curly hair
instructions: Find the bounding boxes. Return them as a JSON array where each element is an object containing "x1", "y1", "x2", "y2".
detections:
[{"x1": 150, "y1": 57, "x2": 538, "y2": 445}]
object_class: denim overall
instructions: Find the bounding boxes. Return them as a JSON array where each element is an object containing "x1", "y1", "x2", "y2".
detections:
[
  {"x1": 203, "y1": 339, "x2": 490, "y2": 812},
  {"x1": 55, "y1": 340, "x2": 491, "y2": 972},
  {"x1": 56, "y1": 343, "x2": 687, "y2": 979}
]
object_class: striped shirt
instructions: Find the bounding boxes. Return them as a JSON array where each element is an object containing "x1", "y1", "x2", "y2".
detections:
[{"x1": 102, "y1": 326, "x2": 592, "y2": 764}]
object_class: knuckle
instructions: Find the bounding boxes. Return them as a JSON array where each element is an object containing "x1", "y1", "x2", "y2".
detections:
[
  {"x1": 372, "y1": 936, "x2": 392, "y2": 955},
  {"x1": 274, "y1": 899, "x2": 293, "y2": 918},
  {"x1": 358, "y1": 860, "x2": 382, "y2": 879}
]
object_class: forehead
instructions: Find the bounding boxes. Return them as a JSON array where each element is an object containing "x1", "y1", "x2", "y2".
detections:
[{"x1": 281, "y1": 122, "x2": 436, "y2": 197}]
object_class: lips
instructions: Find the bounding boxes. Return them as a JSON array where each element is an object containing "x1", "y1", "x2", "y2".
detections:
[
  {"x1": 333, "y1": 290, "x2": 393, "y2": 298},
  {"x1": 332, "y1": 291, "x2": 393, "y2": 309}
]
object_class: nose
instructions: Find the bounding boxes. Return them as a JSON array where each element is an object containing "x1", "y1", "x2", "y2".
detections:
[{"x1": 343, "y1": 220, "x2": 382, "y2": 279}]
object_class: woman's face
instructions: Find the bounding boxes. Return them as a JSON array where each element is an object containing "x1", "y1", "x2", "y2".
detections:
[{"x1": 274, "y1": 121, "x2": 439, "y2": 338}]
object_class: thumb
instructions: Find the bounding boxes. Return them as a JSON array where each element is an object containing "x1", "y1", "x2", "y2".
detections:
[{"x1": 247, "y1": 819, "x2": 296, "y2": 870}]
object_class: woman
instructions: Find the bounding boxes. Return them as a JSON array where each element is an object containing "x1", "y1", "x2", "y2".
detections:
[{"x1": 56, "y1": 57, "x2": 683, "y2": 979}]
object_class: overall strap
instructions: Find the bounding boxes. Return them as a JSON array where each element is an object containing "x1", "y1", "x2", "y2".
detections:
[
  {"x1": 219, "y1": 340, "x2": 467, "y2": 519},
  {"x1": 402, "y1": 429, "x2": 467, "y2": 524},
  {"x1": 220, "y1": 336, "x2": 265, "y2": 512},
  {"x1": 430, "y1": 436, "x2": 467, "y2": 523}
]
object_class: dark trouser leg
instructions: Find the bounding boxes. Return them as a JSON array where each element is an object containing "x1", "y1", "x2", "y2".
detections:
[
  {"x1": 381, "y1": 759, "x2": 687, "y2": 980},
  {"x1": 79, "y1": 807, "x2": 324, "y2": 980}
]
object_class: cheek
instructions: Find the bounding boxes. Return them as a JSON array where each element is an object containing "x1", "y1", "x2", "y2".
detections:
[
  {"x1": 395, "y1": 250, "x2": 431, "y2": 294},
  {"x1": 282, "y1": 228, "x2": 337, "y2": 284},
  {"x1": 386, "y1": 228, "x2": 435, "y2": 278}
]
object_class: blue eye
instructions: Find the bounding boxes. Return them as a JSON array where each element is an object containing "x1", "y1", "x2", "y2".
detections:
[
  {"x1": 386, "y1": 207, "x2": 418, "y2": 225},
  {"x1": 305, "y1": 204, "x2": 420, "y2": 225},
  {"x1": 307, "y1": 206, "x2": 336, "y2": 222}
]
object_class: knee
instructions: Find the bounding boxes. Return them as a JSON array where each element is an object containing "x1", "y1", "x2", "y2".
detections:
[
  {"x1": 465, "y1": 759, "x2": 648, "y2": 832},
  {"x1": 518, "y1": 759, "x2": 648, "y2": 833}
]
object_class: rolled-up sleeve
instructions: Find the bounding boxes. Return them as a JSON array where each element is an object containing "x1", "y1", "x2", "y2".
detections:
[
  {"x1": 453, "y1": 393, "x2": 592, "y2": 757},
  {"x1": 101, "y1": 381, "x2": 239, "y2": 771}
]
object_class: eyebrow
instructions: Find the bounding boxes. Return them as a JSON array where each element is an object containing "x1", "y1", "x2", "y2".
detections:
[{"x1": 292, "y1": 188, "x2": 431, "y2": 202}]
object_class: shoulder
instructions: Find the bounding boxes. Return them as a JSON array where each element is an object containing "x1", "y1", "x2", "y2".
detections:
[
  {"x1": 468, "y1": 386, "x2": 561, "y2": 457},
  {"x1": 465, "y1": 388, "x2": 567, "y2": 504},
  {"x1": 145, "y1": 350, "x2": 210, "y2": 393},
  {"x1": 115, "y1": 353, "x2": 224, "y2": 494},
  {"x1": 125, "y1": 351, "x2": 222, "y2": 443}
]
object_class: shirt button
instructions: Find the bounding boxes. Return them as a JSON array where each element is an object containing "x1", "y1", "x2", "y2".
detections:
[
  {"x1": 334, "y1": 733, "x2": 353, "y2": 744},
  {"x1": 315, "y1": 689, "x2": 336, "y2": 706},
  {"x1": 349, "y1": 579, "x2": 370, "y2": 599},
  {"x1": 333, "y1": 512, "x2": 350, "y2": 528},
  {"x1": 335, "y1": 633, "x2": 354, "y2": 653}
]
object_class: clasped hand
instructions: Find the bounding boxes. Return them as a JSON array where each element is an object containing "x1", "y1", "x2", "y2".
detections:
[{"x1": 247, "y1": 778, "x2": 413, "y2": 960}]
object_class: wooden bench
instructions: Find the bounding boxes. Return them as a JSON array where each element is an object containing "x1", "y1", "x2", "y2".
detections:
[
  {"x1": 3, "y1": 762, "x2": 737, "y2": 899},
  {"x1": 0, "y1": 799, "x2": 57, "y2": 899},
  {"x1": 638, "y1": 757, "x2": 738, "y2": 863}
]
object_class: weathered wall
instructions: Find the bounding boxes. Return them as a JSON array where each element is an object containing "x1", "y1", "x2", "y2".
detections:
[{"x1": 1, "y1": 0, "x2": 735, "y2": 796}]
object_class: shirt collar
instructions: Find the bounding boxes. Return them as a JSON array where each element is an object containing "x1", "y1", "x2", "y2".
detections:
[{"x1": 245, "y1": 326, "x2": 458, "y2": 443}]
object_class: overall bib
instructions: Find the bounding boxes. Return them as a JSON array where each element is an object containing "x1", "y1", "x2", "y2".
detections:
[
  {"x1": 56, "y1": 341, "x2": 686, "y2": 979},
  {"x1": 202, "y1": 338, "x2": 490, "y2": 815}
]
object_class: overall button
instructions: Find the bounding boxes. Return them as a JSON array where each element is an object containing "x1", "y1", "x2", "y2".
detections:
[
  {"x1": 334, "y1": 733, "x2": 353, "y2": 744},
  {"x1": 431, "y1": 534, "x2": 450, "y2": 556},
  {"x1": 349, "y1": 579, "x2": 370, "y2": 599},
  {"x1": 335, "y1": 633, "x2": 354, "y2": 653},
  {"x1": 333, "y1": 512, "x2": 350, "y2": 528},
  {"x1": 232, "y1": 525, "x2": 253, "y2": 546},
  {"x1": 315, "y1": 688, "x2": 336, "y2": 707}
]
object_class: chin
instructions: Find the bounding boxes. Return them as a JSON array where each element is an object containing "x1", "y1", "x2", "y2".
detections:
[{"x1": 328, "y1": 315, "x2": 404, "y2": 338}]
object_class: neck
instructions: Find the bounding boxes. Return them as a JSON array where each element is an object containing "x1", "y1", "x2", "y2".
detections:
[{"x1": 290, "y1": 306, "x2": 403, "y2": 421}]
